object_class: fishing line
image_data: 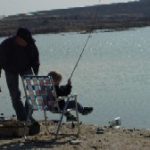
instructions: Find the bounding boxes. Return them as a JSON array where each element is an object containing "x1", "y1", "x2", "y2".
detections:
[{"x1": 69, "y1": 0, "x2": 101, "y2": 80}]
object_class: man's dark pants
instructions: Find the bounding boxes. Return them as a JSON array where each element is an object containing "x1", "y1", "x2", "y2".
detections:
[{"x1": 5, "y1": 70, "x2": 32, "y2": 121}]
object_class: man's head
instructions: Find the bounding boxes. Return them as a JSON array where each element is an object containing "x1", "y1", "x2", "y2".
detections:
[{"x1": 16, "y1": 27, "x2": 34, "y2": 44}]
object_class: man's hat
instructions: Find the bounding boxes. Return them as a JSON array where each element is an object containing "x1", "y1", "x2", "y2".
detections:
[{"x1": 16, "y1": 27, "x2": 34, "y2": 44}]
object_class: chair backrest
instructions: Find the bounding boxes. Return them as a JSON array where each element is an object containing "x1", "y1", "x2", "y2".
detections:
[{"x1": 22, "y1": 75, "x2": 57, "y2": 111}]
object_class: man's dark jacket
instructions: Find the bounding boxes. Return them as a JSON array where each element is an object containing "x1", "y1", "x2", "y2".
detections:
[{"x1": 0, "y1": 36, "x2": 40, "y2": 75}]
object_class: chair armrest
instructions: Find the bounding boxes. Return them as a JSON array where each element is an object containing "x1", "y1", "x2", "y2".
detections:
[
  {"x1": 58, "y1": 94, "x2": 77, "y2": 98},
  {"x1": 57, "y1": 94, "x2": 78, "y2": 101}
]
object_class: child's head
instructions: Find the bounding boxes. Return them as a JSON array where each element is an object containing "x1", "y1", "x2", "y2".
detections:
[{"x1": 48, "y1": 71, "x2": 62, "y2": 85}]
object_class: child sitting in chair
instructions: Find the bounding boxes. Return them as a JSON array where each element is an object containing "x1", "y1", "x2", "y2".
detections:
[{"x1": 48, "y1": 71, "x2": 93, "y2": 121}]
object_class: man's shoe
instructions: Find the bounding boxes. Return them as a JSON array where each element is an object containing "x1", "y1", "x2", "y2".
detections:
[
  {"x1": 82, "y1": 107, "x2": 93, "y2": 115},
  {"x1": 28, "y1": 121, "x2": 40, "y2": 136}
]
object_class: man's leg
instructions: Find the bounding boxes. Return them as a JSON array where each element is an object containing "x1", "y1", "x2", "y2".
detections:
[
  {"x1": 21, "y1": 70, "x2": 40, "y2": 135},
  {"x1": 21, "y1": 70, "x2": 36, "y2": 123},
  {"x1": 5, "y1": 71, "x2": 27, "y2": 121}
]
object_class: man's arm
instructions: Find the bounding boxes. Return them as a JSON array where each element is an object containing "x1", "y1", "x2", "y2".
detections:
[
  {"x1": 0, "y1": 44, "x2": 2, "y2": 78},
  {"x1": 30, "y1": 43, "x2": 40, "y2": 75},
  {"x1": 0, "y1": 45, "x2": 2, "y2": 92},
  {"x1": 0, "y1": 40, "x2": 7, "y2": 74},
  {"x1": 0, "y1": 66, "x2": 1, "y2": 92}
]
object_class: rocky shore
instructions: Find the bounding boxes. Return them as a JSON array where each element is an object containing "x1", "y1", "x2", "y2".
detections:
[{"x1": 0, "y1": 121, "x2": 150, "y2": 150}]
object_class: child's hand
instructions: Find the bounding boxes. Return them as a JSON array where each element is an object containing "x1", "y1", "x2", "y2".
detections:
[{"x1": 67, "y1": 79, "x2": 71, "y2": 86}]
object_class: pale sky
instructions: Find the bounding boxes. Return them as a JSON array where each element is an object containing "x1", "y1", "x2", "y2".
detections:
[{"x1": 0, "y1": 0, "x2": 138, "y2": 16}]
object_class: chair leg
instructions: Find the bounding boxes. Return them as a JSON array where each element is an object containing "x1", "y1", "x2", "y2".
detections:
[
  {"x1": 55, "y1": 99, "x2": 70, "y2": 139},
  {"x1": 23, "y1": 122, "x2": 28, "y2": 141},
  {"x1": 23, "y1": 107, "x2": 33, "y2": 141},
  {"x1": 44, "y1": 110, "x2": 49, "y2": 133},
  {"x1": 55, "y1": 95, "x2": 80, "y2": 139},
  {"x1": 55, "y1": 113, "x2": 64, "y2": 139},
  {"x1": 75, "y1": 95, "x2": 80, "y2": 137}
]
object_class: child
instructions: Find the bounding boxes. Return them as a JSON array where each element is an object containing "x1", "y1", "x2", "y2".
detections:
[{"x1": 48, "y1": 71, "x2": 93, "y2": 121}]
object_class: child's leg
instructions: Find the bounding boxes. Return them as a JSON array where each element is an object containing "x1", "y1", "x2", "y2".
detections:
[
  {"x1": 67, "y1": 100, "x2": 93, "y2": 115},
  {"x1": 67, "y1": 100, "x2": 84, "y2": 113}
]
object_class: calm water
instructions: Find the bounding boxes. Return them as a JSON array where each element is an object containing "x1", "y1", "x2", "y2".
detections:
[{"x1": 0, "y1": 27, "x2": 150, "y2": 129}]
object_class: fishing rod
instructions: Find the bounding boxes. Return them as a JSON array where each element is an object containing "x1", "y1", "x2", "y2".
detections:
[
  {"x1": 69, "y1": 0, "x2": 101, "y2": 80},
  {"x1": 69, "y1": 32, "x2": 92, "y2": 79}
]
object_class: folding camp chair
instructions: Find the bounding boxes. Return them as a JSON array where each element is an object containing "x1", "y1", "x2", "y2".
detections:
[{"x1": 22, "y1": 75, "x2": 80, "y2": 139}]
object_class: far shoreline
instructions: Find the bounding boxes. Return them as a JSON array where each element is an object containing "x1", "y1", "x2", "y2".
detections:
[{"x1": 0, "y1": 25, "x2": 149, "y2": 39}]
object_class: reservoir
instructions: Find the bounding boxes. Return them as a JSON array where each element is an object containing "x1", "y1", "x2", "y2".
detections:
[{"x1": 0, "y1": 26, "x2": 150, "y2": 129}]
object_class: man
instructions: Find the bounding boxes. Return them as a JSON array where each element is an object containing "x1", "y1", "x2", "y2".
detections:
[{"x1": 0, "y1": 27, "x2": 40, "y2": 134}]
